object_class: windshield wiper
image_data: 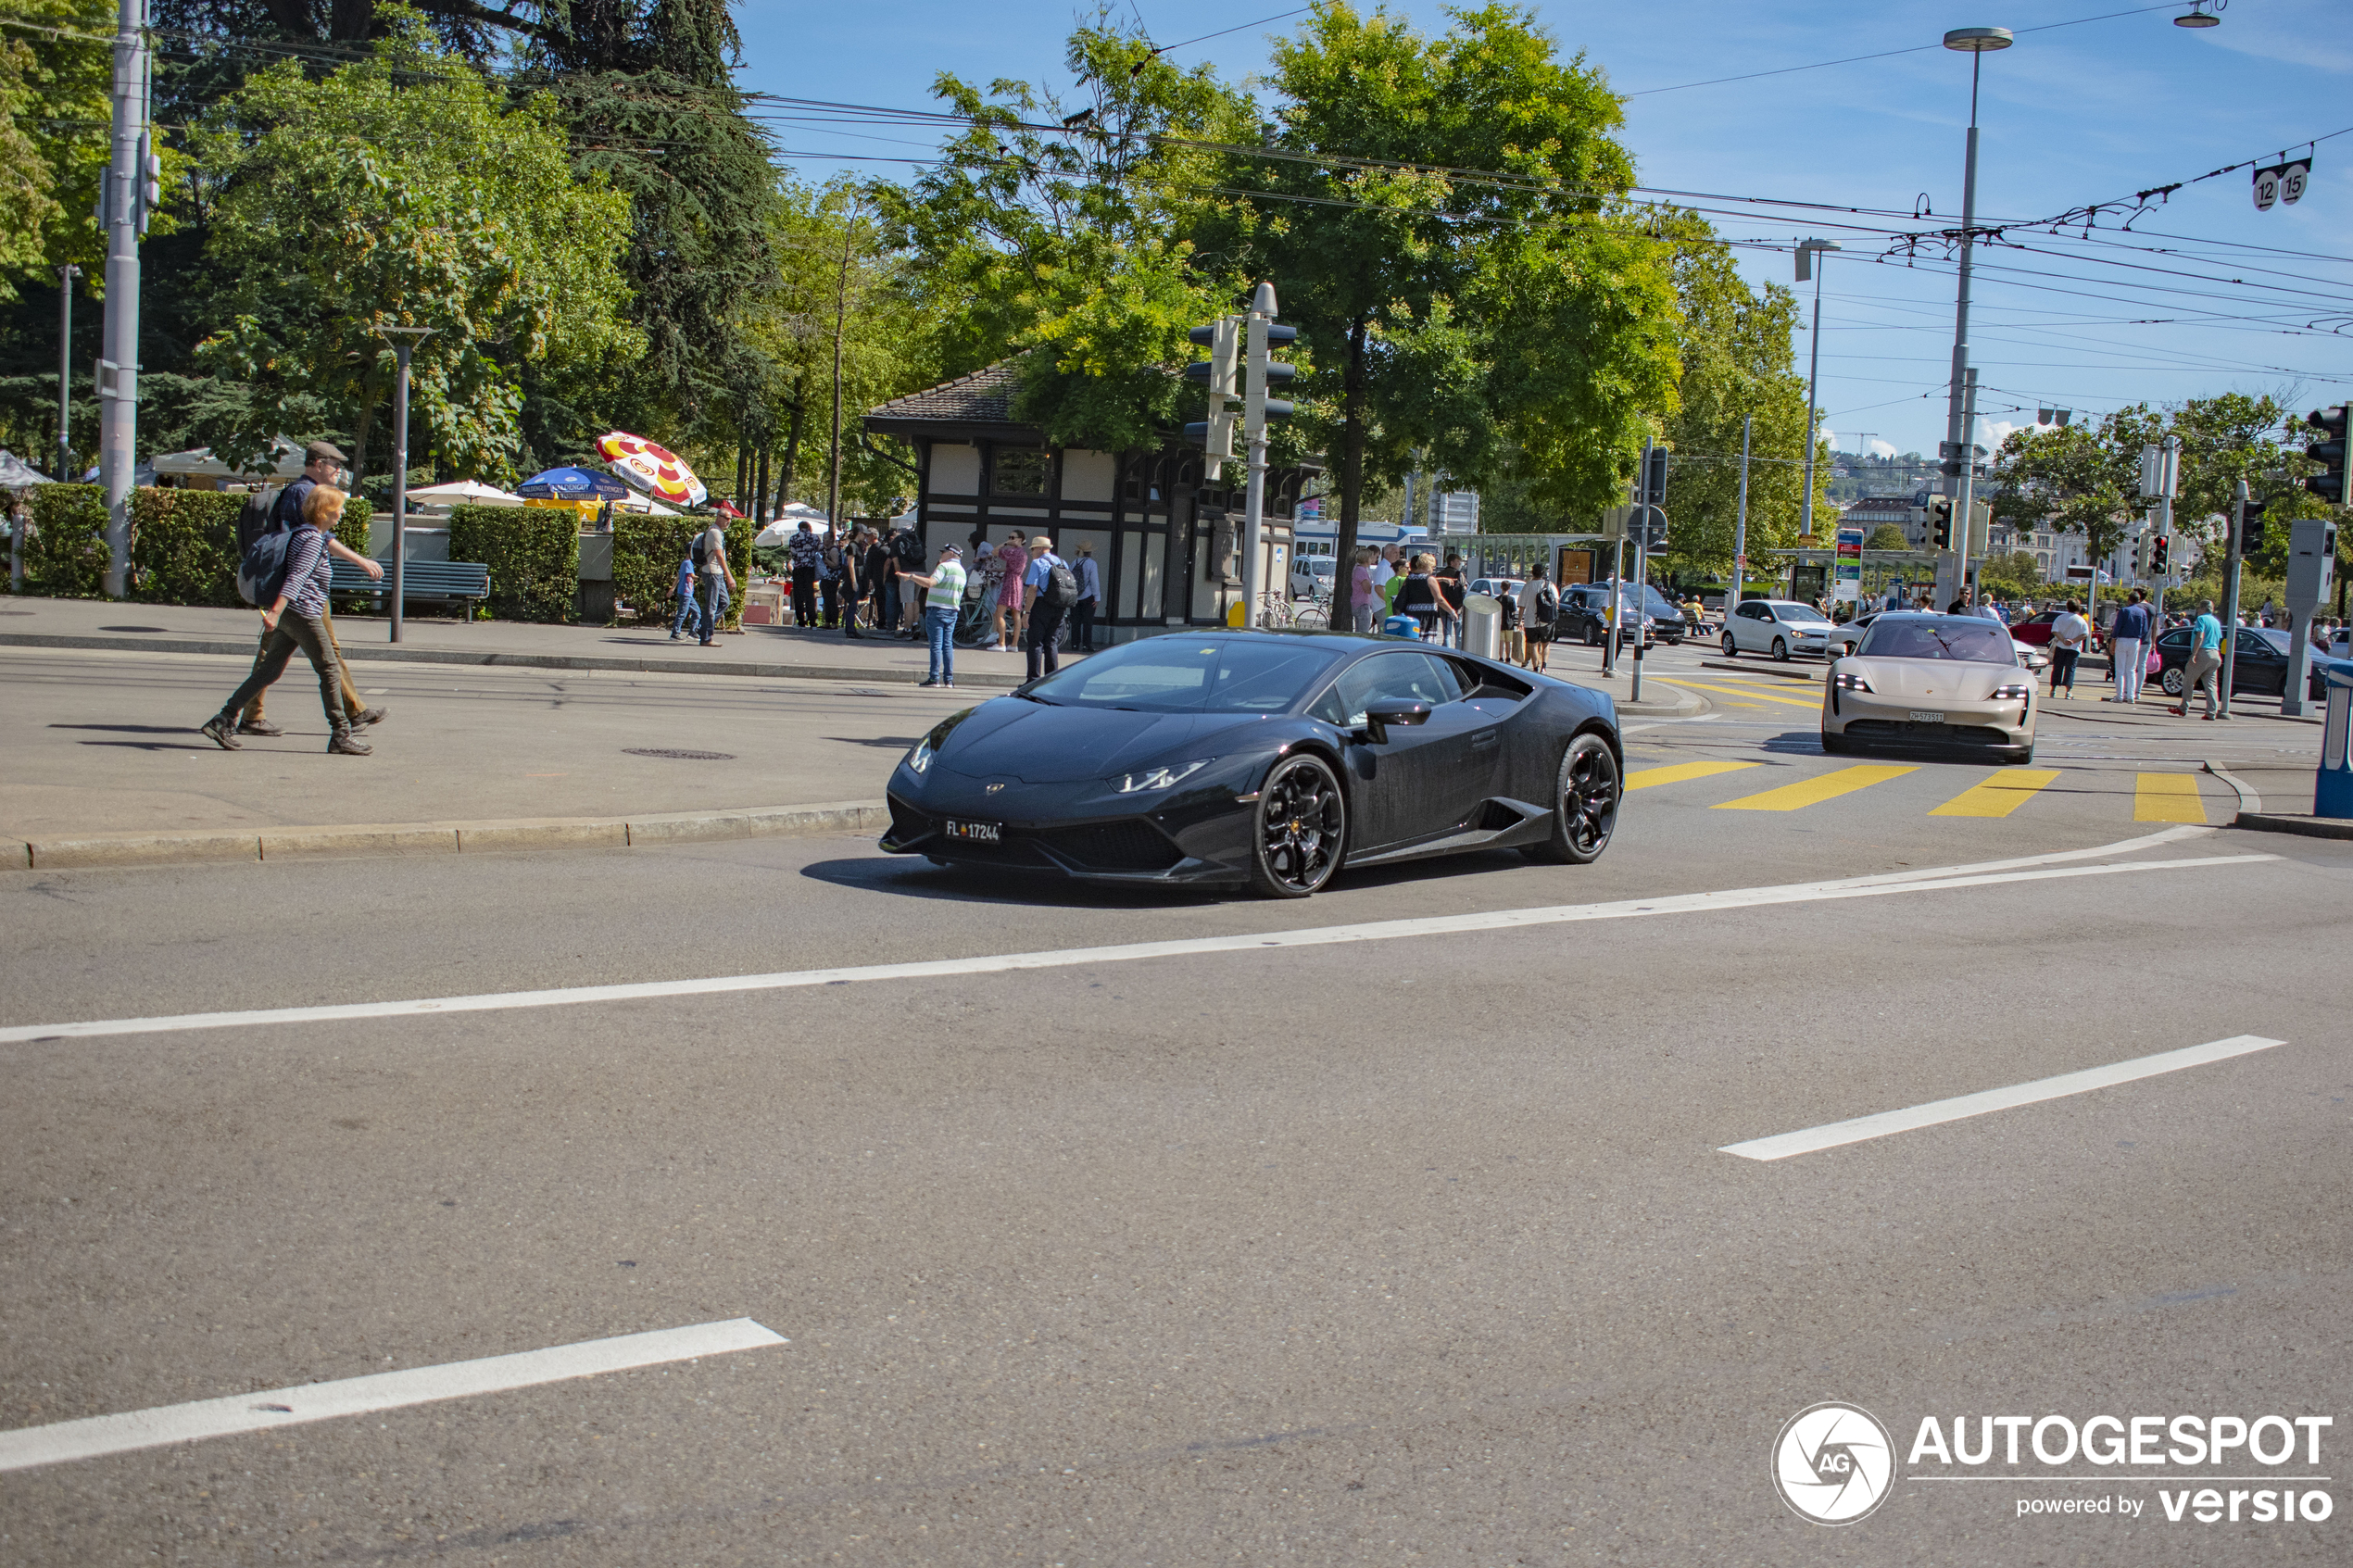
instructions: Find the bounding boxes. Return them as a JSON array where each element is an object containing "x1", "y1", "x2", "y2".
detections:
[{"x1": 1014, "y1": 691, "x2": 1056, "y2": 705}]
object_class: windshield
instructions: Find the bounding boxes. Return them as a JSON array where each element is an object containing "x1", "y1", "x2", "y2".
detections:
[
  {"x1": 1857, "y1": 617, "x2": 2018, "y2": 664},
  {"x1": 1023, "y1": 636, "x2": 1343, "y2": 713},
  {"x1": 1772, "y1": 603, "x2": 1826, "y2": 622}
]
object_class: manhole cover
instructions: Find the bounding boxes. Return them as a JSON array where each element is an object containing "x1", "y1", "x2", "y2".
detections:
[{"x1": 623, "y1": 747, "x2": 736, "y2": 760}]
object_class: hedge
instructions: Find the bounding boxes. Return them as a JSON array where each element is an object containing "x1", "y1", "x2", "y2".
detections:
[
  {"x1": 447, "y1": 503, "x2": 579, "y2": 623},
  {"x1": 18, "y1": 484, "x2": 110, "y2": 597},
  {"x1": 131, "y1": 488, "x2": 245, "y2": 608},
  {"x1": 611, "y1": 514, "x2": 750, "y2": 630}
]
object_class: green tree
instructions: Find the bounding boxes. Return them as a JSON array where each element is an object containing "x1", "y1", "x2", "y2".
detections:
[
  {"x1": 1651, "y1": 212, "x2": 1818, "y2": 577},
  {"x1": 1211, "y1": 2, "x2": 1681, "y2": 621},
  {"x1": 877, "y1": 11, "x2": 1255, "y2": 454},
  {"x1": 0, "y1": 0, "x2": 116, "y2": 297},
  {"x1": 190, "y1": 23, "x2": 641, "y2": 484},
  {"x1": 1866, "y1": 523, "x2": 1909, "y2": 552}
]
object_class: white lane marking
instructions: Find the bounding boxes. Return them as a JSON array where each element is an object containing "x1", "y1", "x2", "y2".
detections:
[
  {"x1": 0, "y1": 1318, "x2": 785, "y2": 1474},
  {"x1": 0, "y1": 830, "x2": 2264, "y2": 1047},
  {"x1": 1719, "y1": 1035, "x2": 2289, "y2": 1161}
]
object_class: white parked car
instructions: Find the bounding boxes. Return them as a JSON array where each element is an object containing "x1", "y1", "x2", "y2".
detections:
[
  {"x1": 1289, "y1": 556, "x2": 1337, "y2": 599},
  {"x1": 1722, "y1": 599, "x2": 1836, "y2": 661}
]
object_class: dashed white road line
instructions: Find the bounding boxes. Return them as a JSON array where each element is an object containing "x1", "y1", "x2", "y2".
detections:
[
  {"x1": 0, "y1": 826, "x2": 2262, "y2": 1047},
  {"x1": 0, "y1": 1318, "x2": 786, "y2": 1474},
  {"x1": 1719, "y1": 1035, "x2": 2290, "y2": 1161}
]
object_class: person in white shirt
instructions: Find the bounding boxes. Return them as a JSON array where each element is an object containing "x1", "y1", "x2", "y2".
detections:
[{"x1": 2047, "y1": 599, "x2": 2090, "y2": 697}]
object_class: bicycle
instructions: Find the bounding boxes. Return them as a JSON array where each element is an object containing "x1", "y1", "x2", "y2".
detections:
[{"x1": 1257, "y1": 590, "x2": 1330, "y2": 631}]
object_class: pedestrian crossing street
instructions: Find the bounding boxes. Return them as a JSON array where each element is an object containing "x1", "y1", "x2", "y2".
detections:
[{"x1": 1623, "y1": 759, "x2": 2215, "y2": 823}]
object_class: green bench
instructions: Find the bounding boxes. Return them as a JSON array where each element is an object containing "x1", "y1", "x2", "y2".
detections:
[{"x1": 329, "y1": 558, "x2": 492, "y2": 610}]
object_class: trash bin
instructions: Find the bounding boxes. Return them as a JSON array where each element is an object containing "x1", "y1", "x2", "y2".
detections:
[
  {"x1": 1382, "y1": 614, "x2": 1422, "y2": 640},
  {"x1": 1463, "y1": 593, "x2": 1502, "y2": 659},
  {"x1": 2315, "y1": 655, "x2": 2353, "y2": 818}
]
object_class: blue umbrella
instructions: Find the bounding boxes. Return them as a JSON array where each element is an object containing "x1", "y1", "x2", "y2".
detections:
[{"x1": 516, "y1": 466, "x2": 629, "y2": 500}]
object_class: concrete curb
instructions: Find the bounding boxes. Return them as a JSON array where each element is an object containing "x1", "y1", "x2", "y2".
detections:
[
  {"x1": 19, "y1": 800, "x2": 890, "y2": 872},
  {"x1": 2231, "y1": 811, "x2": 2353, "y2": 841},
  {"x1": 0, "y1": 631, "x2": 1025, "y2": 691},
  {"x1": 2202, "y1": 759, "x2": 2262, "y2": 816}
]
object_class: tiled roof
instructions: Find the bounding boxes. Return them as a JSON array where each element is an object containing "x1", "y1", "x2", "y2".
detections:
[{"x1": 866, "y1": 360, "x2": 1025, "y2": 427}]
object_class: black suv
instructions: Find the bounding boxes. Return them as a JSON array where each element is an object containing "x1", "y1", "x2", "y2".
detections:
[{"x1": 1554, "y1": 583, "x2": 1685, "y2": 646}]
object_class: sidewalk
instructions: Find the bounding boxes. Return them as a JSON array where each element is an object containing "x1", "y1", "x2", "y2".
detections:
[{"x1": 0, "y1": 594, "x2": 1049, "y2": 689}]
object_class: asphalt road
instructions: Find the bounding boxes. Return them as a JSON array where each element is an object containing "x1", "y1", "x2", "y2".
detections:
[{"x1": 2, "y1": 644, "x2": 2347, "y2": 1566}]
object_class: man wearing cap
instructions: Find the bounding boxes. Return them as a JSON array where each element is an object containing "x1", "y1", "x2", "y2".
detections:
[
  {"x1": 238, "y1": 440, "x2": 388, "y2": 738},
  {"x1": 906, "y1": 542, "x2": 965, "y2": 688}
]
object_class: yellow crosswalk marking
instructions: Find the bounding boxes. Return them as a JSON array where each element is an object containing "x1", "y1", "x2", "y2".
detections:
[
  {"x1": 1928, "y1": 769, "x2": 2062, "y2": 818},
  {"x1": 1653, "y1": 678, "x2": 1822, "y2": 710},
  {"x1": 1626, "y1": 760, "x2": 1762, "y2": 791},
  {"x1": 1712, "y1": 764, "x2": 1917, "y2": 811},
  {"x1": 2134, "y1": 771, "x2": 2208, "y2": 823}
]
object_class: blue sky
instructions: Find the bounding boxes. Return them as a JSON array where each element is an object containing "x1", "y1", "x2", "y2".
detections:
[{"x1": 737, "y1": 1, "x2": 2352, "y2": 463}]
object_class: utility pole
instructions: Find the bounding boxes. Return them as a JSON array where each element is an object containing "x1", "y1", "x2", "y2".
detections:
[
  {"x1": 827, "y1": 203, "x2": 857, "y2": 533},
  {"x1": 1939, "y1": 28, "x2": 2010, "y2": 610},
  {"x1": 1730, "y1": 413, "x2": 1751, "y2": 621},
  {"x1": 2219, "y1": 477, "x2": 2247, "y2": 719},
  {"x1": 377, "y1": 326, "x2": 432, "y2": 644},
  {"x1": 56, "y1": 264, "x2": 81, "y2": 480},
  {"x1": 96, "y1": 0, "x2": 152, "y2": 597},
  {"x1": 1794, "y1": 239, "x2": 1839, "y2": 542},
  {"x1": 1954, "y1": 369, "x2": 1981, "y2": 599}
]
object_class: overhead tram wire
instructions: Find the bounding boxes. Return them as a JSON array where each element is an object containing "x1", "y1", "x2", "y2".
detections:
[{"x1": 1621, "y1": 2, "x2": 2184, "y2": 96}]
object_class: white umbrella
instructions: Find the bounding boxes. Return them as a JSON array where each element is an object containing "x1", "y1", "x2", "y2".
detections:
[
  {"x1": 147, "y1": 436, "x2": 307, "y2": 482},
  {"x1": 407, "y1": 479, "x2": 521, "y2": 505},
  {"x1": 0, "y1": 450, "x2": 52, "y2": 487}
]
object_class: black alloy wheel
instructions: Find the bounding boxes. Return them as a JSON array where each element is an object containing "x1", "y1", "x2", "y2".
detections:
[
  {"x1": 2161, "y1": 667, "x2": 2184, "y2": 696},
  {"x1": 1523, "y1": 732, "x2": 1619, "y2": 865},
  {"x1": 1250, "y1": 754, "x2": 1346, "y2": 898}
]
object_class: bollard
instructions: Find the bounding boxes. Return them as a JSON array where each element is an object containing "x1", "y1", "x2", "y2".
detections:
[
  {"x1": 2314, "y1": 656, "x2": 2353, "y2": 819},
  {"x1": 1463, "y1": 594, "x2": 1501, "y2": 659}
]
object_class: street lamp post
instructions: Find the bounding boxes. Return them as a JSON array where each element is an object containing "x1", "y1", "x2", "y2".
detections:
[
  {"x1": 1940, "y1": 25, "x2": 2011, "y2": 605},
  {"x1": 376, "y1": 325, "x2": 433, "y2": 644},
  {"x1": 56, "y1": 263, "x2": 81, "y2": 481},
  {"x1": 1795, "y1": 239, "x2": 1841, "y2": 544}
]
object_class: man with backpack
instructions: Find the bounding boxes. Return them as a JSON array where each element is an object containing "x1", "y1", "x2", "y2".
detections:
[
  {"x1": 1022, "y1": 534, "x2": 1077, "y2": 681},
  {"x1": 233, "y1": 441, "x2": 384, "y2": 737},
  {"x1": 888, "y1": 523, "x2": 927, "y2": 638},
  {"x1": 205, "y1": 484, "x2": 371, "y2": 755}
]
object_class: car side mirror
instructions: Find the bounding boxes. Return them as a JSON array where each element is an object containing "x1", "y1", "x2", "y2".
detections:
[{"x1": 1361, "y1": 702, "x2": 1431, "y2": 744}]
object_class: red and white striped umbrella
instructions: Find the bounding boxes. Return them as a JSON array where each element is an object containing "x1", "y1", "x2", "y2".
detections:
[{"x1": 595, "y1": 431, "x2": 708, "y2": 507}]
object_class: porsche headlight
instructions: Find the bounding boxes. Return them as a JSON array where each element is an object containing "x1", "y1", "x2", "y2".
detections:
[
  {"x1": 1835, "y1": 671, "x2": 1874, "y2": 692},
  {"x1": 1114, "y1": 760, "x2": 1208, "y2": 794},
  {"x1": 1989, "y1": 683, "x2": 2032, "y2": 701}
]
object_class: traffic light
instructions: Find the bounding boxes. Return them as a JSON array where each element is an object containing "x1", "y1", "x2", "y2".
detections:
[
  {"x1": 1182, "y1": 316, "x2": 1240, "y2": 479},
  {"x1": 1243, "y1": 281, "x2": 1295, "y2": 441},
  {"x1": 1927, "y1": 495, "x2": 1954, "y2": 550},
  {"x1": 2151, "y1": 534, "x2": 2171, "y2": 574},
  {"x1": 2241, "y1": 496, "x2": 2269, "y2": 555},
  {"x1": 2307, "y1": 405, "x2": 2349, "y2": 508},
  {"x1": 2133, "y1": 531, "x2": 2151, "y2": 577},
  {"x1": 1642, "y1": 445, "x2": 1668, "y2": 508}
]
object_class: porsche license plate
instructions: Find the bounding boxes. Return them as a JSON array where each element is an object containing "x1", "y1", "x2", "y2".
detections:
[
  {"x1": 1907, "y1": 710, "x2": 1946, "y2": 723},
  {"x1": 943, "y1": 819, "x2": 1002, "y2": 843}
]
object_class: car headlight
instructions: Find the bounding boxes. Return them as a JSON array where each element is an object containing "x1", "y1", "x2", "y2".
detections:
[
  {"x1": 905, "y1": 734, "x2": 937, "y2": 774},
  {"x1": 1989, "y1": 683, "x2": 2032, "y2": 701},
  {"x1": 1113, "y1": 759, "x2": 1209, "y2": 794},
  {"x1": 1835, "y1": 672, "x2": 1873, "y2": 692}
]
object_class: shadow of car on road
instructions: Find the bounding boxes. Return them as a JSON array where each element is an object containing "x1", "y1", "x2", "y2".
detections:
[{"x1": 799, "y1": 845, "x2": 1541, "y2": 909}]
